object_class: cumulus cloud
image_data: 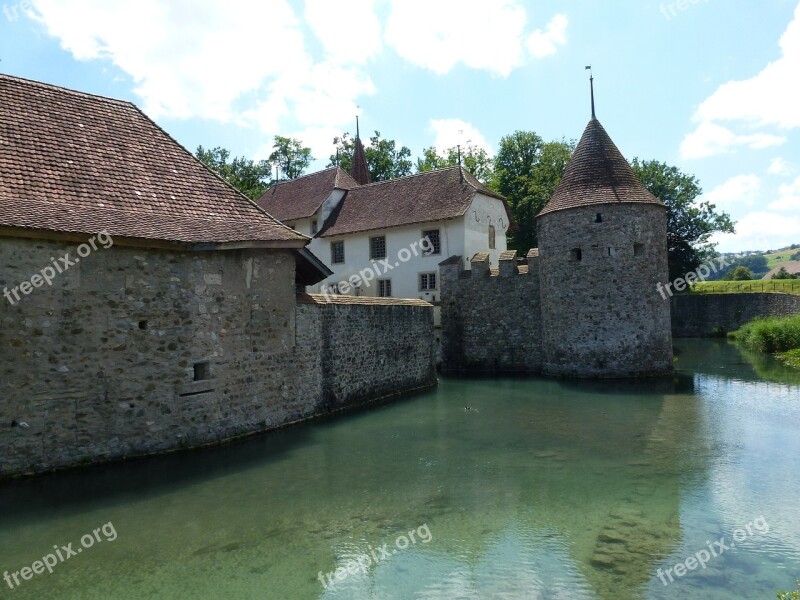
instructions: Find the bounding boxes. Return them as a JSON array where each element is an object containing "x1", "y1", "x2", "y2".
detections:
[
  {"x1": 680, "y1": 122, "x2": 785, "y2": 160},
  {"x1": 712, "y1": 211, "x2": 800, "y2": 253},
  {"x1": 768, "y1": 157, "x2": 793, "y2": 177},
  {"x1": 703, "y1": 174, "x2": 761, "y2": 212},
  {"x1": 769, "y1": 176, "x2": 800, "y2": 212},
  {"x1": 428, "y1": 119, "x2": 492, "y2": 153},
  {"x1": 680, "y1": 4, "x2": 800, "y2": 159},
  {"x1": 303, "y1": 0, "x2": 382, "y2": 64},
  {"x1": 526, "y1": 14, "x2": 568, "y2": 58}
]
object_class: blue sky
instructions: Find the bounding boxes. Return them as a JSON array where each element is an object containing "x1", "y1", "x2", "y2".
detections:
[{"x1": 1, "y1": 0, "x2": 799, "y2": 252}]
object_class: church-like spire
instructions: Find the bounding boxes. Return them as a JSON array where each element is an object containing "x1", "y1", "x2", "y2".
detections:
[{"x1": 350, "y1": 115, "x2": 371, "y2": 185}]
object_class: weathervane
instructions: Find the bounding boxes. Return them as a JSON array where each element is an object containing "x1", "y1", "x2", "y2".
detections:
[{"x1": 585, "y1": 65, "x2": 596, "y2": 119}]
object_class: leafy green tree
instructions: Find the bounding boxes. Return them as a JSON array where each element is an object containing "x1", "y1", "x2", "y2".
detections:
[
  {"x1": 195, "y1": 146, "x2": 271, "y2": 200},
  {"x1": 631, "y1": 159, "x2": 735, "y2": 281},
  {"x1": 709, "y1": 254, "x2": 769, "y2": 281},
  {"x1": 725, "y1": 265, "x2": 754, "y2": 281},
  {"x1": 328, "y1": 131, "x2": 412, "y2": 181},
  {"x1": 269, "y1": 136, "x2": 313, "y2": 180},
  {"x1": 416, "y1": 143, "x2": 494, "y2": 183},
  {"x1": 772, "y1": 266, "x2": 798, "y2": 280},
  {"x1": 493, "y1": 131, "x2": 573, "y2": 252}
]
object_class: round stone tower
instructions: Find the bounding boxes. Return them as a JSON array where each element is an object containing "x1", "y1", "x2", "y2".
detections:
[{"x1": 536, "y1": 117, "x2": 673, "y2": 378}]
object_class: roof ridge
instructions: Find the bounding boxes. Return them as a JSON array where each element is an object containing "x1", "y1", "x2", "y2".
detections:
[
  {"x1": 0, "y1": 72, "x2": 134, "y2": 108},
  {"x1": 352, "y1": 165, "x2": 464, "y2": 189}
]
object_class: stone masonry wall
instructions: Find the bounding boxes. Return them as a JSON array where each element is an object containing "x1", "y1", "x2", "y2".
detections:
[
  {"x1": 0, "y1": 237, "x2": 435, "y2": 478},
  {"x1": 671, "y1": 293, "x2": 800, "y2": 337},
  {"x1": 440, "y1": 250, "x2": 543, "y2": 375}
]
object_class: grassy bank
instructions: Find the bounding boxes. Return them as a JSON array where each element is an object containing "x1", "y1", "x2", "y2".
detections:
[
  {"x1": 728, "y1": 315, "x2": 800, "y2": 360},
  {"x1": 686, "y1": 280, "x2": 800, "y2": 295}
]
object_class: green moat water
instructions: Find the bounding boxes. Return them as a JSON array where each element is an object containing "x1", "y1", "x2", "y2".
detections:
[{"x1": 1, "y1": 339, "x2": 799, "y2": 599}]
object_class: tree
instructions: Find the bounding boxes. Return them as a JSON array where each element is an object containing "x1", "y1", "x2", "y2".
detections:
[
  {"x1": 709, "y1": 254, "x2": 769, "y2": 281},
  {"x1": 772, "y1": 266, "x2": 798, "y2": 280},
  {"x1": 195, "y1": 146, "x2": 271, "y2": 200},
  {"x1": 416, "y1": 143, "x2": 494, "y2": 183},
  {"x1": 631, "y1": 159, "x2": 735, "y2": 281},
  {"x1": 725, "y1": 266, "x2": 754, "y2": 281},
  {"x1": 328, "y1": 131, "x2": 412, "y2": 181},
  {"x1": 493, "y1": 131, "x2": 573, "y2": 252},
  {"x1": 269, "y1": 136, "x2": 313, "y2": 180}
]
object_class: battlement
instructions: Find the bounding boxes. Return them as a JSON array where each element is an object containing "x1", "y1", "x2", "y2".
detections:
[{"x1": 439, "y1": 249, "x2": 540, "y2": 280}]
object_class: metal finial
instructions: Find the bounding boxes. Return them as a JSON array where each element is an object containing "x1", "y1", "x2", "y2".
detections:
[{"x1": 585, "y1": 65, "x2": 596, "y2": 119}]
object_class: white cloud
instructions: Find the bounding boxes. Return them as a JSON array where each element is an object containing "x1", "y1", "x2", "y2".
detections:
[
  {"x1": 712, "y1": 211, "x2": 800, "y2": 253},
  {"x1": 526, "y1": 14, "x2": 568, "y2": 58},
  {"x1": 703, "y1": 174, "x2": 761, "y2": 212},
  {"x1": 769, "y1": 176, "x2": 800, "y2": 212},
  {"x1": 303, "y1": 0, "x2": 382, "y2": 64},
  {"x1": 384, "y1": 0, "x2": 529, "y2": 76},
  {"x1": 28, "y1": 0, "x2": 375, "y2": 139},
  {"x1": 680, "y1": 122, "x2": 785, "y2": 160},
  {"x1": 768, "y1": 157, "x2": 793, "y2": 176},
  {"x1": 680, "y1": 4, "x2": 800, "y2": 159},
  {"x1": 428, "y1": 119, "x2": 491, "y2": 153}
]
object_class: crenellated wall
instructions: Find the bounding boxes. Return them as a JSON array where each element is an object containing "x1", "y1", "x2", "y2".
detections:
[{"x1": 440, "y1": 250, "x2": 543, "y2": 375}]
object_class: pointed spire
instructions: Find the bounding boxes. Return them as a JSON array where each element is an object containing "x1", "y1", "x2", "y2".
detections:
[
  {"x1": 350, "y1": 114, "x2": 371, "y2": 185},
  {"x1": 586, "y1": 65, "x2": 596, "y2": 119}
]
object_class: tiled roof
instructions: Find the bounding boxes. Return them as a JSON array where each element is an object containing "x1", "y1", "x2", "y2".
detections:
[
  {"x1": 320, "y1": 166, "x2": 514, "y2": 237},
  {"x1": 0, "y1": 74, "x2": 305, "y2": 245},
  {"x1": 296, "y1": 293, "x2": 431, "y2": 307},
  {"x1": 538, "y1": 118, "x2": 664, "y2": 217},
  {"x1": 256, "y1": 167, "x2": 359, "y2": 222}
]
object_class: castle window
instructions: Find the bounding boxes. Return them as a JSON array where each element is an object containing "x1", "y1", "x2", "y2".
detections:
[
  {"x1": 193, "y1": 361, "x2": 210, "y2": 381},
  {"x1": 419, "y1": 272, "x2": 437, "y2": 291},
  {"x1": 607, "y1": 247, "x2": 618, "y2": 257},
  {"x1": 331, "y1": 241, "x2": 345, "y2": 264},
  {"x1": 311, "y1": 220, "x2": 318, "y2": 235},
  {"x1": 595, "y1": 213, "x2": 603, "y2": 223},
  {"x1": 570, "y1": 248, "x2": 582, "y2": 262},
  {"x1": 422, "y1": 229, "x2": 441, "y2": 255},
  {"x1": 634, "y1": 243, "x2": 645, "y2": 257},
  {"x1": 488, "y1": 225, "x2": 496, "y2": 249},
  {"x1": 370, "y1": 236, "x2": 387, "y2": 260},
  {"x1": 378, "y1": 279, "x2": 392, "y2": 297}
]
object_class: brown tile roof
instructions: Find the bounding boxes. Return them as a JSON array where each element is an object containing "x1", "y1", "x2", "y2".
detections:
[
  {"x1": 351, "y1": 135, "x2": 371, "y2": 185},
  {"x1": 0, "y1": 74, "x2": 306, "y2": 245},
  {"x1": 538, "y1": 118, "x2": 664, "y2": 217},
  {"x1": 256, "y1": 167, "x2": 359, "y2": 222},
  {"x1": 320, "y1": 166, "x2": 514, "y2": 237},
  {"x1": 296, "y1": 293, "x2": 431, "y2": 307}
]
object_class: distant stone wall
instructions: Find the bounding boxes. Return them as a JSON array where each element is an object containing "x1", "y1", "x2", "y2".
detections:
[
  {"x1": 0, "y1": 237, "x2": 435, "y2": 478},
  {"x1": 671, "y1": 293, "x2": 800, "y2": 337},
  {"x1": 440, "y1": 250, "x2": 543, "y2": 375}
]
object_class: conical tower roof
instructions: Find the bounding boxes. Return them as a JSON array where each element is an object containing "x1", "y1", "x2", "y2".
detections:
[
  {"x1": 537, "y1": 118, "x2": 663, "y2": 217},
  {"x1": 350, "y1": 116, "x2": 371, "y2": 185}
]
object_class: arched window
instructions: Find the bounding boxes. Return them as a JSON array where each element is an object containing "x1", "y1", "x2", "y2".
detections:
[{"x1": 488, "y1": 225, "x2": 496, "y2": 249}]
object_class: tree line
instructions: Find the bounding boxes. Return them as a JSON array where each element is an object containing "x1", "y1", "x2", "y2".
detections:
[{"x1": 196, "y1": 130, "x2": 734, "y2": 281}]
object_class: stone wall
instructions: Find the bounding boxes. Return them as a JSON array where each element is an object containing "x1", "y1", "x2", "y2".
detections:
[
  {"x1": 439, "y1": 250, "x2": 543, "y2": 375},
  {"x1": 671, "y1": 293, "x2": 800, "y2": 337},
  {"x1": 537, "y1": 204, "x2": 673, "y2": 378},
  {"x1": 0, "y1": 237, "x2": 435, "y2": 478}
]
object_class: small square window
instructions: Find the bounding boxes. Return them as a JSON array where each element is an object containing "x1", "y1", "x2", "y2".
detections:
[
  {"x1": 570, "y1": 248, "x2": 582, "y2": 262},
  {"x1": 378, "y1": 279, "x2": 392, "y2": 297},
  {"x1": 331, "y1": 241, "x2": 345, "y2": 264},
  {"x1": 193, "y1": 361, "x2": 210, "y2": 381},
  {"x1": 311, "y1": 220, "x2": 318, "y2": 235},
  {"x1": 634, "y1": 243, "x2": 645, "y2": 257},
  {"x1": 422, "y1": 229, "x2": 441, "y2": 255},
  {"x1": 419, "y1": 272, "x2": 437, "y2": 291},
  {"x1": 370, "y1": 236, "x2": 387, "y2": 260}
]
